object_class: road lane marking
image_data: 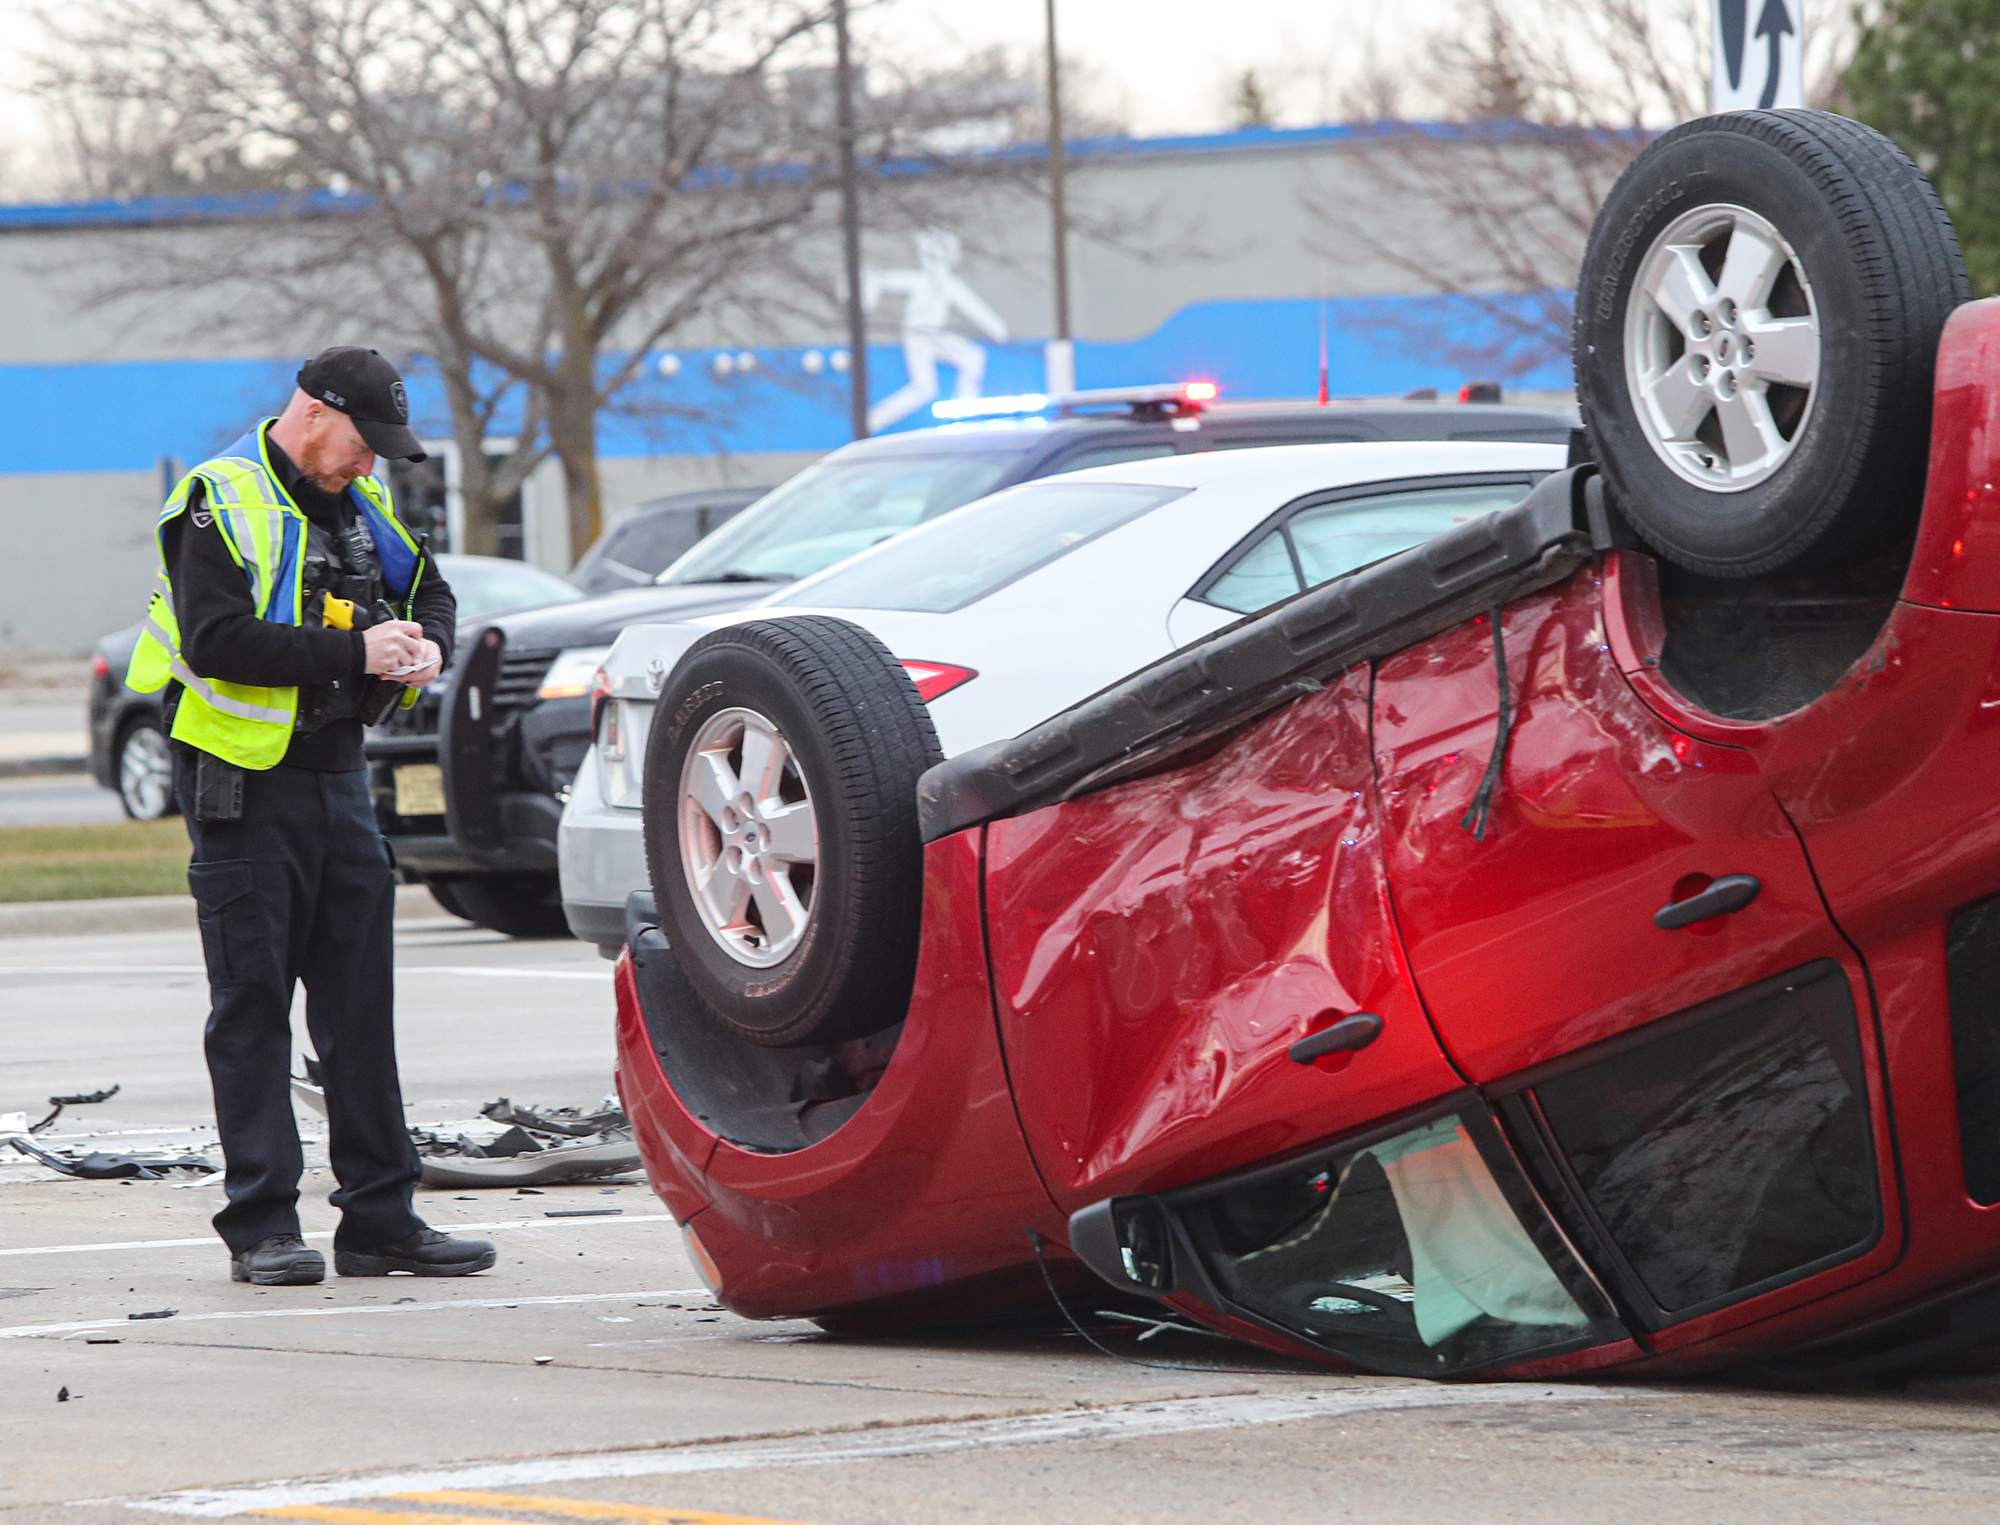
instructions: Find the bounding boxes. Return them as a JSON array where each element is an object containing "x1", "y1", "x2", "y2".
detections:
[
  {"x1": 262, "y1": 1506, "x2": 807, "y2": 1525},
  {"x1": 110, "y1": 1386, "x2": 1641, "y2": 1515},
  {"x1": 0, "y1": 960, "x2": 602, "y2": 976},
  {"x1": 400, "y1": 967, "x2": 612, "y2": 981},
  {"x1": 400, "y1": 1497, "x2": 816, "y2": 1525},
  {"x1": 0, "y1": 1215, "x2": 676, "y2": 1259},
  {"x1": 0, "y1": 1287, "x2": 708, "y2": 1341}
]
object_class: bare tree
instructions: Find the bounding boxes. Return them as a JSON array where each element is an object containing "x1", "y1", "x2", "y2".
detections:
[
  {"x1": 1303, "y1": 0, "x2": 1706, "y2": 384},
  {"x1": 36, "y1": 0, "x2": 1053, "y2": 559},
  {"x1": 1302, "y1": 0, "x2": 1863, "y2": 387}
]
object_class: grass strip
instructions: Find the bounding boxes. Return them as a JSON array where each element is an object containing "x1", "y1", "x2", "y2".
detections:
[{"x1": 0, "y1": 819, "x2": 190, "y2": 902}]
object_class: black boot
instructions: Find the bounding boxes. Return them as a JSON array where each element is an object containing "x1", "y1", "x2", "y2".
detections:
[
  {"x1": 230, "y1": 1233, "x2": 326, "y2": 1285},
  {"x1": 334, "y1": 1227, "x2": 497, "y2": 1277}
]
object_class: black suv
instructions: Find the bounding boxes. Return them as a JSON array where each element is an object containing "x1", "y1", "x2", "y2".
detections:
[{"x1": 370, "y1": 389, "x2": 1576, "y2": 936}]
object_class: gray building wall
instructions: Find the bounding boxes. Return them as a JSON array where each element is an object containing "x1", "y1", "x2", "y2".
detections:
[{"x1": 0, "y1": 128, "x2": 1555, "y2": 654}]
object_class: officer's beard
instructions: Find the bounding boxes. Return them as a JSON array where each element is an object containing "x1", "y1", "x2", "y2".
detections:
[{"x1": 296, "y1": 440, "x2": 359, "y2": 495}]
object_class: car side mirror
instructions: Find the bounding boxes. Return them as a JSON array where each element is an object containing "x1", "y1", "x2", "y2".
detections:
[{"x1": 1068, "y1": 1195, "x2": 1175, "y2": 1297}]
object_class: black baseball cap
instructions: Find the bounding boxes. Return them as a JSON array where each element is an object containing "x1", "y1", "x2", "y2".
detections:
[{"x1": 296, "y1": 347, "x2": 426, "y2": 462}]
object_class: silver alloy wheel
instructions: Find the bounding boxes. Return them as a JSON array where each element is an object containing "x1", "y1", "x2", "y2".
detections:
[
  {"x1": 118, "y1": 722, "x2": 174, "y2": 820},
  {"x1": 677, "y1": 706, "x2": 819, "y2": 968},
  {"x1": 1624, "y1": 203, "x2": 1821, "y2": 492}
]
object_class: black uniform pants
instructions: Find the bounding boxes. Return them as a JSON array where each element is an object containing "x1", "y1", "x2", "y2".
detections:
[{"x1": 175, "y1": 749, "x2": 424, "y2": 1255}]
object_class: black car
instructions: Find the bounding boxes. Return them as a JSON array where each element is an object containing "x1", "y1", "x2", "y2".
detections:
[
  {"x1": 89, "y1": 553, "x2": 585, "y2": 821},
  {"x1": 378, "y1": 387, "x2": 1577, "y2": 938},
  {"x1": 567, "y1": 486, "x2": 769, "y2": 595}
]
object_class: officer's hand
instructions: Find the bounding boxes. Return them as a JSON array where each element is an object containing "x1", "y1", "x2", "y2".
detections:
[
  {"x1": 362, "y1": 620, "x2": 426, "y2": 675},
  {"x1": 401, "y1": 639, "x2": 445, "y2": 689}
]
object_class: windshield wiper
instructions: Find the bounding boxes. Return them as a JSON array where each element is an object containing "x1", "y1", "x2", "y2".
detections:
[{"x1": 703, "y1": 570, "x2": 795, "y2": 584}]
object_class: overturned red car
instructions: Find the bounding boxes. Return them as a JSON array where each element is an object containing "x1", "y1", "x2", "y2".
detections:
[{"x1": 612, "y1": 111, "x2": 2000, "y2": 1381}]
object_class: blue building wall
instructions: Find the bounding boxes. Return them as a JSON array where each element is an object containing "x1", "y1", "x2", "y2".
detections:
[{"x1": 0, "y1": 293, "x2": 1572, "y2": 475}]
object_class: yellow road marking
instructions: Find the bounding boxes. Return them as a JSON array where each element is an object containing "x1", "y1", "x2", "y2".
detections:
[
  {"x1": 397, "y1": 1492, "x2": 817, "y2": 1525},
  {"x1": 250, "y1": 1510, "x2": 494, "y2": 1525}
]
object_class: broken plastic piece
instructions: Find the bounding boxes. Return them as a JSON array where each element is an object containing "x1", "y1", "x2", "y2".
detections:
[
  {"x1": 481, "y1": 1126, "x2": 544, "y2": 1158},
  {"x1": 8, "y1": 1137, "x2": 215, "y2": 1180},
  {"x1": 410, "y1": 1129, "x2": 640, "y2": 1189},
  {"x1": 481, "y1": 1097, "x2": 626, "y2": 1137},
  {"x1": 56, "y1": 1386, "x2": 69, "y2": 1402},
  {"x1": 31, "y1": 1085, "x2": 121, "y2": 1134},
  {"x1": 545, "y1": 1208, "x2": 622, "y2": 1218},
  {"x1": 127, "y1": 1309, "x2": 176, "y2": 1321}
]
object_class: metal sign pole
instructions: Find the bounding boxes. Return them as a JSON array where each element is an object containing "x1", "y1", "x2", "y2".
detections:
[
  {"x1": 835, "y1": 0, "x2": 870, "y2": 439},
  {"x1": 1044, "y1": 0, "x2": 1075, "y2": 395}
]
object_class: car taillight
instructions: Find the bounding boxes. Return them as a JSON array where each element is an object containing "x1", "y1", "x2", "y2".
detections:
[
  {"x1": 91, "y1": 652, "x2": 110, "y2": 681},
  {"x1": 899, "y1": 659, "x2": 977, "y2": 703},
  {"x1": 588, "y1": 666, "x2": 613, "y2": 740}
]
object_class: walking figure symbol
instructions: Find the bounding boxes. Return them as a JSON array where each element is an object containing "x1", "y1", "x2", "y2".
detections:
[{"x1": 863, "y1": 229, "x2": 1009, "y2": 431}]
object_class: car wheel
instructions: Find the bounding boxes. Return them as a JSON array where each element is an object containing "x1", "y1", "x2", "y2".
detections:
[
  {"x1": 643, "y1": 617, "x2": 942, "y2": 1049},
  {"x1": 115, "y1": 717, "x2": 177, "y2": 821},
  {"x1": 433, "y1": 873, "x2": 571, "y2": 938},
  {"x1": 1576, "y1": 109, "x2": 1969, "y2": 578},
  {"x1": 425, "y1": 878, "x2": 474, "y2": 923}
]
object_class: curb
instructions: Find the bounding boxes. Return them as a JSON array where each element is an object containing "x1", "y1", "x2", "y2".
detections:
[{"x1": 0, "y1": 883, "x2": 455, "y2": 938}]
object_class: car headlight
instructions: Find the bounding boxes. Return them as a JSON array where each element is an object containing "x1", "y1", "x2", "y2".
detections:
[{"x1": 537, "y1": 645, "x2": 613, "y2": 700}]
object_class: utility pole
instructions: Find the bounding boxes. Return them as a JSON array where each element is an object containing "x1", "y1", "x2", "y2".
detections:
[
  {"x1": 1043, "y1": 0, "x2": 1074, "y2": 395},
  {"x1": 835, "y1": 0, "x2": 869, "y2": 438}
]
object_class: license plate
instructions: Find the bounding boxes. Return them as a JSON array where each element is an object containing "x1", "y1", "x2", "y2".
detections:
[{"x1": 394, "y1": 763, "x2": 446, "y2": 818}]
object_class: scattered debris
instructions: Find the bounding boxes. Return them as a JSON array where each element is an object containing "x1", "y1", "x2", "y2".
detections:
[
  {"x1": 394, "y1": 1297, "x2": 417, "y2": 1304},
  {"x1": 1096, "y1": 1310, "x2": 1234, "y2": 1343},
  {"x1": 9, "y1": 1137, "x2": 215, "y2": 1180},
  {"x1": 56, "y1": 1386, "x2": 70, "y2": 1402},
  {"x1": 290, "y1": 1065, "x2": 642, "y2": 1188},
  {"x1": 411, "y1": 1097, "x2": 640, "y2": 1188},
  {"x1": 481, "y1": 1097, "x2": 623, "y2": 1137},
  {"x1": 34, "y1": 1087, "x2": 121, "y2": 1133},
  {"x1": 2, "y1": 1085, "x2": 122, "y2": 1139},
  {"x1": 84, "y1": 1338, "x2": 120, "y2": 1345},
  {"x1": 127, "y1": 1309, "x2": 177, "y2": 1321},
  {"x1": 532, "y1": 1355, "x2": 553, "y2": 1365},
  {"x1": 545, "y1": 1208, "x2": 622, "y2": 1218}
]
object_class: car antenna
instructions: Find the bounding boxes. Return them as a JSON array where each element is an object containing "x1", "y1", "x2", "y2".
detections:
[{"x1": 1460, "y1": 603, "x2": 1515, "y2": 842}]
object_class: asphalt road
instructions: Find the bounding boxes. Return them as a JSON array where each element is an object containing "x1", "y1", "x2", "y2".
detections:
[
  {"x1": 7, "y1": 916, "x2": 2000, "y2": 1522},
  {"x1": 0, "y1": 776, "x2": 124, "y2": 828}
]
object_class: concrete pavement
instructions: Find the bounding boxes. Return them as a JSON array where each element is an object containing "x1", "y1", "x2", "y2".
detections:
[{"x1": 7, "y1": 917, "x2": 2000, "y2": 1521}]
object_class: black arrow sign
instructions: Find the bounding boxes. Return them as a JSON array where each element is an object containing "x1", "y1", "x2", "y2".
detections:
[
  {"x1": 1756, "y1": 0, "x2": 1795, "y2": 108},
  {"x1": 1719, "y1": 0, "x2": 1748, "y2": 90}
]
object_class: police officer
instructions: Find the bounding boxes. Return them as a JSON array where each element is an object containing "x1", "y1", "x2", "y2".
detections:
[{"x1": 129, "y1": 347, "x2": 495, "y2": 1285}]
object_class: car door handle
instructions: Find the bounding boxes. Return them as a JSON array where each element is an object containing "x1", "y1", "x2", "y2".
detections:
[
  {"x1": 1289, "y1": 1014, "x2": 1385, "y2": 1066},
  {"x1": 1654, "y1": 874, "x2": 1762, "y2": 930}
]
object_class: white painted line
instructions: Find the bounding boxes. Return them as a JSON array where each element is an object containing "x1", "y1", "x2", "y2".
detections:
[
  {"x1": 0, "y1": 1286, "x2": 709, "y2": 1342},
  {"x1": 0, "y1": 965, "x2": 607, "y2": 980},
  {"x1": 106, "y1": 1385, "x2": 1639, "y2": 1516},
  {"x1": 398, "y1": 966, "x2": 611, "y2": 981},
  {"x1": 0, "y1": 1213, "x2": 676, "y2": 1259}
]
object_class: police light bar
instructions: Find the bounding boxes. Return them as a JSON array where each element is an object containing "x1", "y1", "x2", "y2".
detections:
[{"x1": 931, "y1": 381, "x2": 1217, "y2": 422}]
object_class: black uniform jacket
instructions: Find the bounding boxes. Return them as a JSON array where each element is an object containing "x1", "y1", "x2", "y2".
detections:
[{"x1": 162, "y1": 434, "x2": 456, "y2": 770}]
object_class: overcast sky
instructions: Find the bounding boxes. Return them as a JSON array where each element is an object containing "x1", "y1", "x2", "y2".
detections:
[
  {"x1": 870, "y1": 0, "x2": 1461, "y2": 135},
  {"x1": 0, "y1": 0, "x2": 1476, "y2": 198}
]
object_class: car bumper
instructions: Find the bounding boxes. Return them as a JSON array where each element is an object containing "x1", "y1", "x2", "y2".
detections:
[
  {"x1": 614, "y1": 833, "x2": 1068, "y2": 1325},
  {"x1": 558, "y1": 745, "x2": 648, "y2": 948},
  {"x1": 370, "y1": 728, "x2": 564, "y2": 877}
]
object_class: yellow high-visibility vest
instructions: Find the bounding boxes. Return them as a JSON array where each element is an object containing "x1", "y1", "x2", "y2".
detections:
[{"x1": 127, "y1": 419, "x2": 425, "y2": 770}]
